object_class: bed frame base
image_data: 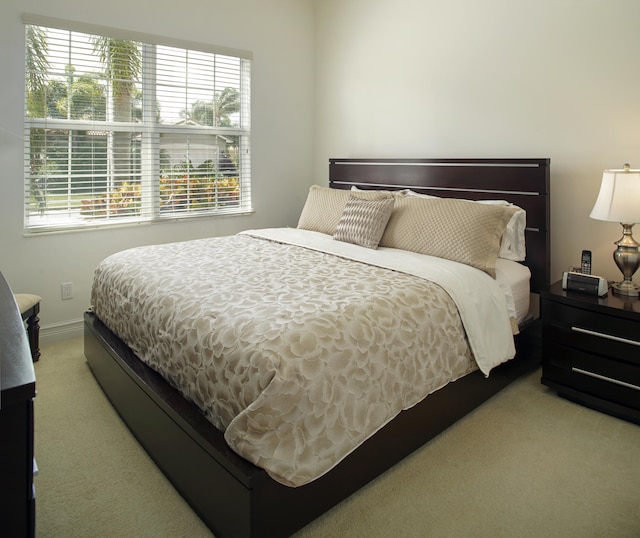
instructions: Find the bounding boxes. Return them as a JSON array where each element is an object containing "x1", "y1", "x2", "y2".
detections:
[{"x1": 85, "y1": 312, "x2": 540, "y2": 538}]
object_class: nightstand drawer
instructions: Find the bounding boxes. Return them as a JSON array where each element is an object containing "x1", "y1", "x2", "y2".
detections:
[
  {"x1": 545, "y1": 340, "x2": 640, "y2": 400},
  {"x1": 543, "y1": 323, "x2": 640, "y2": 366},
  {"x1": 543, "y1": 302, "x2": 640, "y2": 365}
]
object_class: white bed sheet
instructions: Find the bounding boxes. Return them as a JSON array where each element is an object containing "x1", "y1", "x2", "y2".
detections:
[{"x1": 495, "y1": 258, "x2": 531, "y2": 326}]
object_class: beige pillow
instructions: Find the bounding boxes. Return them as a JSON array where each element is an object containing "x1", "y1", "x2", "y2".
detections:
[
  {"x1": 297, "y1": 186, "x2": 350, "y2": 234},
  {"x1": 297, "y1": 185, "x2": 396, "y2": 235},
  {"x1": 380, "y1": 196, "x2": 517, "y2": 277},
  {"x1": 402, "y1": 189, "x2": 527, "y2": 261},
  {"x1": 334, "y1": 195, "x2": 395, "y2": 249}
]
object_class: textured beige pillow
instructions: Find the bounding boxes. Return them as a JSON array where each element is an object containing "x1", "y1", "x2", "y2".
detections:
[
  {"x1": 403, "y1": 189, "x2": 527, "y2": 262},
  {"x1": 334, "y1": 195, "x2": 395, "y2": 249},
  {"x1": 380, "y1": 196, "x2": 517, "y2": 277},
  {"x1": 297, "y1": 186, "x2": 350, "y2": 234},
  {"x1": 297, "y1": 185, "x2": 397, "y2": 235}
]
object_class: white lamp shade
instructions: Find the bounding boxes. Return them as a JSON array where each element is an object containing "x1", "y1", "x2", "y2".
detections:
[{"x1": 590, "y1": 167, "x2": 640, "y2": 223}]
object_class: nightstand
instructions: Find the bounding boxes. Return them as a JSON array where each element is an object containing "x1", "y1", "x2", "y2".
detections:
[{"x1": 541, "y1": 281, "x2": 640, "y2": 424}]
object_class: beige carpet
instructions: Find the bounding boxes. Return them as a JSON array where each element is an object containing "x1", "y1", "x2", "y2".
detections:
[{"x1": 34, "y1": 337, "x2": 640, "y2": 537}]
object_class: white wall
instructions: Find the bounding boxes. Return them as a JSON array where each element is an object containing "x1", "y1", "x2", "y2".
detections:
[
  {"x1": 314, "y1": 0, "x2": 640, "y2": 285},
  {"x1": 0, "y1": 0, "x2": 316, "y2": 339},
  {"x1": 5, "y1": 0, "x2": 640, "y2": 339}
]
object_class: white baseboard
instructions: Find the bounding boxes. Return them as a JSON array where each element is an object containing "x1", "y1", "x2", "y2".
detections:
[{"x1": 41, "y1": 318, "x2": 84, "y2": 343}]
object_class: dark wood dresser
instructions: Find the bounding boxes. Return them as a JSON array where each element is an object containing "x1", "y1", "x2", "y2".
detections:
[
  {"x1": 541, "y1": 280, "x2": 640, "y2": 424},
  {"x1": 0, "y1": 271, "x2": 36, "y2": 537}
]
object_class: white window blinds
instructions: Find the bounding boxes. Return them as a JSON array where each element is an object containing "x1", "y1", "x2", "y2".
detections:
[{"x1": 23, "y1": 16, "x2": 252, "y2": 233}]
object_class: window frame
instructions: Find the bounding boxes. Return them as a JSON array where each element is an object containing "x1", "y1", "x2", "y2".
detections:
[{"x1": 23, "y1": 14, "x2": 253, "y2": 234}]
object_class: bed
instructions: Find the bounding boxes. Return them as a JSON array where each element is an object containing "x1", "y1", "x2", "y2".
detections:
[{"x1": 84, "y1": 157, "x2": 550, "y2": 537}]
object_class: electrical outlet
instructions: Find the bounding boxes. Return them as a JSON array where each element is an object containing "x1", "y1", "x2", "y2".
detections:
[{"x1": 61, "y1": 282, "x2": 74, "y2": 300}]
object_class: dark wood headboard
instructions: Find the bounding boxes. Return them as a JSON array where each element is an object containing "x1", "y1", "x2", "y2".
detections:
[{"x1": 329, "y1": 158, "x2": 550, "y2": 293}]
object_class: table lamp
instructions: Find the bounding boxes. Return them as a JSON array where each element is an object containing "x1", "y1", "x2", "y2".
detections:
[{"x1": 590, "y1": 163, "x2": 640, "y2": 296}]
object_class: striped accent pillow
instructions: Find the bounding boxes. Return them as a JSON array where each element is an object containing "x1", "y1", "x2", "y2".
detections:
[{"x1": 333, "y1": 194, "x2": 395, "y2": 249}]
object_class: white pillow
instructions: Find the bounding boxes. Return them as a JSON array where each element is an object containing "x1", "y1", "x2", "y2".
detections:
[
  {"x1": 478, "y1": 200, "x2": 526, "y2": 262},
  {"x1": 350, "y1": 185, "x2": 407, "y2": 198}
]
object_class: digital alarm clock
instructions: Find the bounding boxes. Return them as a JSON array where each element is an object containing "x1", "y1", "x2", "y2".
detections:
[{"x1": 561, "y1": 271, "x2": 609, "y2": 297}]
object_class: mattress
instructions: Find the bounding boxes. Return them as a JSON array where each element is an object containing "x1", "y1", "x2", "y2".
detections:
[{"x1": 495, "y1": 258, "x2": 531, "y2": 326}]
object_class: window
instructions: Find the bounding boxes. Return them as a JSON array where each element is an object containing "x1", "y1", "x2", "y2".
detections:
[{"x1": 23, "y1": 16, "x2": 252, "y2": 233}]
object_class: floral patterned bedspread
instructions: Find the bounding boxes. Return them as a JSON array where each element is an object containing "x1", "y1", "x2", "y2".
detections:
[{"x1": 91, "y1": 228, "x2": 510, "y2": 487}]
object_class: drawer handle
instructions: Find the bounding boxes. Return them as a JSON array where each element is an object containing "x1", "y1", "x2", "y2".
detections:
[
  {"x1": 572, "y1": 367, "x2": 640, "y2": 392},
  {"x1": 571, "y1": 326, "x2": 640, "y2": 347}
]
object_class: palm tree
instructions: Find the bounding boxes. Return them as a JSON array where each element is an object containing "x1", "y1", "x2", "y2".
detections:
[
  {"x1": 182, "y1": 100, "x2": 215, "y2": 126},
  {"x1": 92, "y1": 37, "x2": 142, "y2": 188},
  {"x1": 26, "y1": 26, "x2": 51, "y2": 213},
  {"x1": 181, "y1": 87, "x2": 240, "y2": 127},
  {"x1": 93, "y1": 37, "x2": 141, "y2": 121},
  {"x1": 25, "y1": 25, "x2": 49, "y2": 118},
  {"x1": 213, "y1": 87, "x2": 240, "y2": 127}
]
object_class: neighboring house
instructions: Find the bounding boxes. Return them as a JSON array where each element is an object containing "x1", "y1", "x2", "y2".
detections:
[{"x1": 158, "y1": 118, "x2": 237, "y2": 172}]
